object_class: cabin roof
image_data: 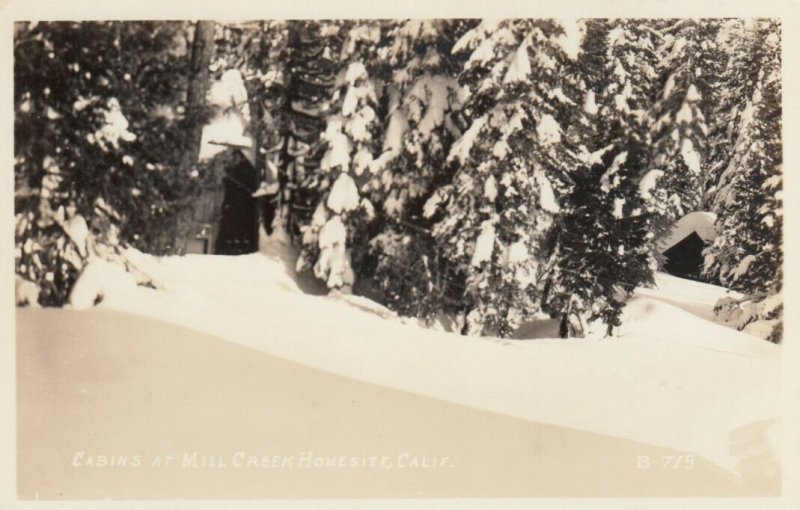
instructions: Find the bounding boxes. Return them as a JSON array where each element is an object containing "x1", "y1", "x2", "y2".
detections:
[{"x1": 658, "y1": 211, "x2": 717, "y2": 253}]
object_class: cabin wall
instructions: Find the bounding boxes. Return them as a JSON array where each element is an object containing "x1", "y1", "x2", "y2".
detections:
[{"x1": 663, "y1": 232, "x2": 706, "y2": 281}]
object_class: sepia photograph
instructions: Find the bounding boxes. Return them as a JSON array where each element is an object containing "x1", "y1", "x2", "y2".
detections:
[{"x1": 3, "y1": 0, "x2": 798, "y2": 506}]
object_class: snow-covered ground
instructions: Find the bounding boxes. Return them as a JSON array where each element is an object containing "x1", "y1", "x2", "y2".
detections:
[
  {"x1": 639, "y1": 271, "x2": 777, "y2": 339},
  {"x1": 16, "y1": 307, "x2": 759, "y2": 498},
  {"x1": 75, "y1": 234, "x2": 784, "y2": 465},
  {"x1": 27, "y1": 229, "x2": 782, "y2": 494}
]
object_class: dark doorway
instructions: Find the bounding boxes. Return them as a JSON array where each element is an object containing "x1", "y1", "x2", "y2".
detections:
[{"x1": 214, "y1": 150, "x2": 259, "y2": 255}]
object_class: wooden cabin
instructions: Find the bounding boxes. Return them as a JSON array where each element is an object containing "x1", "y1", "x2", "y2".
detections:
[
  {"x1": 658, "y1": 212, "x2": 717, "y2": 282},
  {"x1": 176, "y1": 147, "x2": 268, "y2": 255}
]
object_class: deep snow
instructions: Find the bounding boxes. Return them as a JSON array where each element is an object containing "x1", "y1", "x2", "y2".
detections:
[
  {"x1": 54, "y1": 227, "x2": 783, "y2": 492},
  {"x1": 18, "y1": 307, "x2": 763, "y2": 498}
]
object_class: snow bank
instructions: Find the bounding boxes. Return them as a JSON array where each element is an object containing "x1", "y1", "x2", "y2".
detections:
[
  {"x1": 638, "y1": 272, "x2": 779, "y2": 342},
  {"x1": 19, "y1": 306, "x2": 765, "y2": 498},
  {"x1": 68, "y1": 259, "x2": 138, "y2": 310},
  {"x1": 62, "y1": 233, "x2": 780, "y2": 488},
  {"x1": 15, "y1": 276, "x2": 40, "y2": 307}
]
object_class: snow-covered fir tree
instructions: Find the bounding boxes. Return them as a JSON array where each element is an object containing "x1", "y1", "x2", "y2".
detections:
[
  {"x1": 295, "y1": 21, "x2": 384, "y2": 292},
  {"x1": 647, "y1": 20, "x2": 718, "y2": 238},
  {"x1": 703, "y1": 19, "x2": 782, "y2": 342},
  {"x1": 365, "y1": 19, "x2": 472, "y2": 319},
  {"x1": 278, "y1": 21, "x2": 342, "y2": 237},
  {"x1": 593, "y1": 19, "x2": 659, "y2": 146},
  {"x1": 14, "y1": 21, "x2": 201, "y2": 305},
  {"x1": 427, "y1": 19, "x2": 583, "y2": 336},
  {"x1": 547, "y1": 147, "x2": 657, "y2": 336},
  {"x1": 703, "y1": 19, "x2": 765, "y2": 208},
  {"x1": 540, "y1": 19, "x2": 658, "y2": 336}
]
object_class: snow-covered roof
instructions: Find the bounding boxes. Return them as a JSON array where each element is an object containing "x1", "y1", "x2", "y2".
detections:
[
  {"x1": 658, "y1": 211, "x2": 717, "y2": 252},
  {"x1": 199, "y1": 69, "x2": 253, "y2": 163},
  {"x1": 199, "y1": 112, "x2": 254, "y2": 163}
]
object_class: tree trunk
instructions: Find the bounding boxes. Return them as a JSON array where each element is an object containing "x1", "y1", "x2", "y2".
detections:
[
  {"x1": 179, "y1": 20, "x2": 215, "y2": 175},
  {"x1": 559, "y1": 314, "x2": 569, "y2": 338}
]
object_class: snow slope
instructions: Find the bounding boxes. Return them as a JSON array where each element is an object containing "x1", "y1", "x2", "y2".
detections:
[
  {"x1": 58, "y1": 230, "x2": 782, "y2": 489},
  {"x1": 639, "y1": 271, "x2": 777, "y2": 339},
  {"x1": 19, "y1": 308, "x2": 758, "y2": 498}
]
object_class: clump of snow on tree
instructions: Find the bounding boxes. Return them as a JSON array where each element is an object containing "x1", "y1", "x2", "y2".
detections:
[
  {"x1": 583, "y1": 90, "x2": 599, "y2": 115},
  {"x1": 638, "y1": 169, "x2": 664, "y2": 200},
  {"x1": 503, "y1": 40, "x2": 532, "y2": 84},
  {"x1": 327, "y1": 173, "x2": 360, "y2": 213},
  {"x1": 448, "y1": 115, "x2": 487, "y2": 164},
  {"x1": 506, "y1": 240, "x2": 528, "y2": 264},
  {"x1": 199, "y1": 112, "x2": 252, "y2": 161},
  {"x1": 555, "y1": 18, "x2": 584, "y2": 60},
  {"x1": 423, "y1": 189, "x2": 445, "y2": 218},
  {"x1": 471, "y1": 220, "x2": 496, "y2": 266},
  {"x1": 535, "y1": 114, "x2": 562, "y2": 145},
  {"x1": 484, "y1": 175, "x2": 498, "y2": 201},
  {"x1": 315, "y1": 216, "x2": 354, "y2": 290},
  {"x1": 92, "y1": 98, "x2": 137, "y2": 150},
  {"x1": 536, "y1": 173, "x2": 560, "y2": 213},
  {"x1": 207, "y1": 69, "x2": 248, "y2": 108}
]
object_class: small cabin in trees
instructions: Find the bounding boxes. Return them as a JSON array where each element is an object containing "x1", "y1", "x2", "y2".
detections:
[
  {"x1": 658, "y1": 212, "x2": 717, "y2": 281},
  {"x1": 176, "y1": 94, "x2": 281, "y2": 255},
  {"x1": 177, "y1": 71, "x2": 279, "y2": 255},
  {"x1": 177, "y1": 145, "x2": 274, "y2": 256}
]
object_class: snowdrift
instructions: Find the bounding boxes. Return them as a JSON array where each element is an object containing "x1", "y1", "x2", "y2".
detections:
[
  {"x1": 19, "y1": 307, "x2": 761, "y2": 498},
  {"x1": 20, "y1": 230, "x2": 782, "y2": 495}
]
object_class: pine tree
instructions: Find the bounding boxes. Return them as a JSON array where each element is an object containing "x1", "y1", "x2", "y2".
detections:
[
  {"x1": 14, "y1": 21, "x2": 202, "y2": 305},
  {"x1": 702, "y1": 20, "x2": 782, "y2": 341},
  {"x1": 704, "y1": 19, "x2": 764, "y2": 207},
  {"x1": 648, "y1": 20, "x2": 719, "y2": 238},
  {"x1": 595, "y1": 19, "x2": 659, "y2": 146},
  {"x1": 295, "y1": 21, "x2": 384, "y2": 292},
  {"x1": 426, "y1": 19, "x2": 583, "y2": 336},
  {"x1": 279, "y1": 21, "x2": 342, "y2": 237},
  {"x1": 541, "y1": 19, "x2": 658, "y2": 336},
  {"x1": 547, "y1": 148, "x2": 656, "y2": 336},
  {"x1": 365, "y1": 19, "x2": 473, "y2": 319}
]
